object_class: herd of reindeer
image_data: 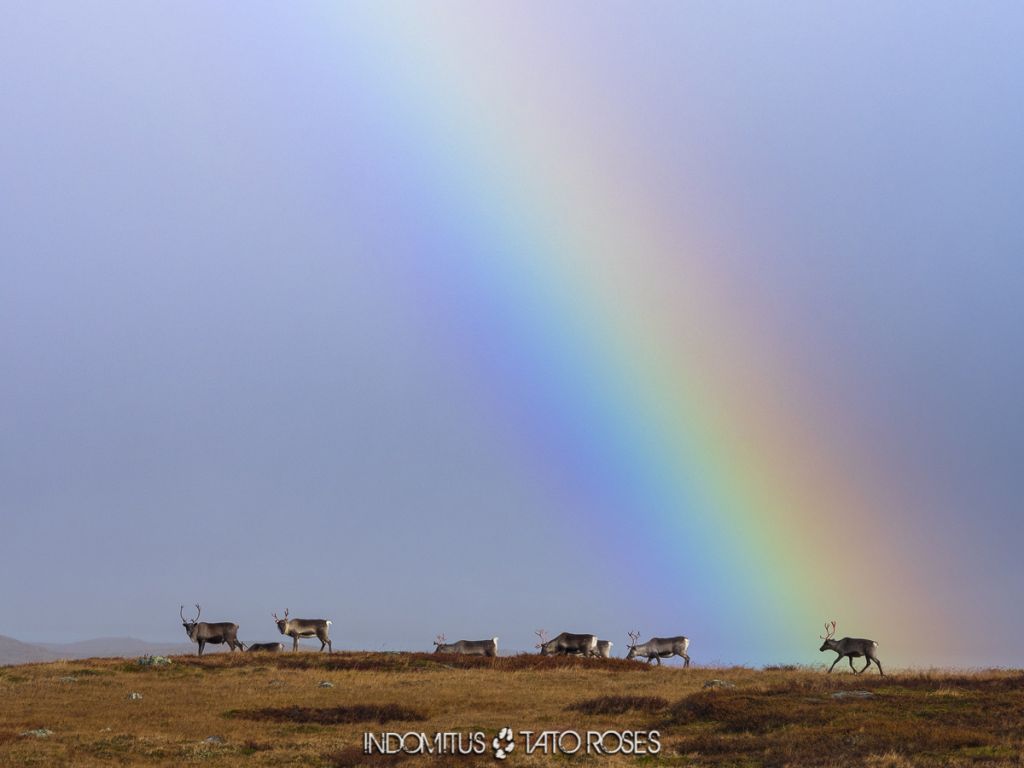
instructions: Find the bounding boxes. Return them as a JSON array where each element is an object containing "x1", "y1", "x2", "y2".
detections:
[{"x1": 180, "y1": 606, "x2": 884, "y2": 674}]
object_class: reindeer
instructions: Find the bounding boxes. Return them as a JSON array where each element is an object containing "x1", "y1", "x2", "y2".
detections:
[
  {"x1": 273, "y1": 609, "x2": 333, "y2": 652},
  {"x1": 626, "y1": 631, "x2": 690, "y2": 666},
  {"x1": 819, "y1": 620, "x2": 883, "y2": 675},
  {"x1": 562, "y1": 639, "x2": 613, "y2": 658},
  {"x1": 246, "y1": 642, "x2": 285, "y2": 653},
  {"x1": 179, "y1": 604, "x2": 244, "y2": 656},
  {"x1": 432, "y1": 634, "x2": 498, "y2": 656},
  {"x1": 535, "y1": 629, "x2": 598, "y2": 656}
]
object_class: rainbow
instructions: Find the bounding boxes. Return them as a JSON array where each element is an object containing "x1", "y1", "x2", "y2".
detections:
[{"x1": 315, "y1": 5, "x2": 952, "y2": 663}]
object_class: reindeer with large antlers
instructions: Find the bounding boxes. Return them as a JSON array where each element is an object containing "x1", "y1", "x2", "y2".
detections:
[
  {"x1": 273, "y1": 609, "x2": 333, "y2": 652},
  {"x1": 625, "y1": 631, "x2": 691, "y2": 666},
  {"x1": 819, "y1": 620, "x2": 883, "y2": 675},
  {"x1": 179, "y1": 604, "x2": 244, "y2": 656}
]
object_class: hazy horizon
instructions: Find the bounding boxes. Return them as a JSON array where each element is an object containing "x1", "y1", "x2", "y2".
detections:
[{"x1": 2, "y1": 2, "x2": 1022, "y2": 667}]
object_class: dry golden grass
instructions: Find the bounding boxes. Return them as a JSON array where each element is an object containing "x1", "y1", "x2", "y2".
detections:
[{"x1": 0, "y1": 653, "x2": 1022, "y2": 767}]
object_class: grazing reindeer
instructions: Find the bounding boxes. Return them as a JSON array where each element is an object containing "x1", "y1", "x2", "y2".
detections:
[
  {"x1": 564, "y1": 639, "x2": 613, "y2": 658},
  {"x1": 273, "y1": 609, "x2": 333, "y2": 653},
  {"x1": 246, "y1": 642, "x2": 285, "y2": 653},
  {"x1": 535, "y1": 629, "x2": 598, "y2": 656},
  {"x1": 626, "y1": 631, "x2": 691, "y2": 666},
  {"x1": 179, "y1": 604, "x2": 244, "y2": 656},
  {"x1": 432, "y1": 634, "x2": 499, "y2": 657},
  {"x1": 819, "y1": 620, "x2": 883, "y2": 675}
]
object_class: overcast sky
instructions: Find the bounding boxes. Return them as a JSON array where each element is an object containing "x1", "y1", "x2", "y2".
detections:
[{"x1": 1, "y1": 2, "x2": 1022, "y2": 665}]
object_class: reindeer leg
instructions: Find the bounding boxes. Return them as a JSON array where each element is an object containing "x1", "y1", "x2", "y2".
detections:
[
  {"x1": 293, "y1": 636, "x2": 299, "y2": 652},
  {"x1": 849, "y1": 656, "x2": 857, "y2": 673},
  {"x1": 827, "y1": 654, "x2": 842, "y2": 673},
  {"x1": 873, "y1": 657, "x2": 884, "y2": 676},
  {"x1": 683, "y1": 653, "x2": 691, "y2": 668}
]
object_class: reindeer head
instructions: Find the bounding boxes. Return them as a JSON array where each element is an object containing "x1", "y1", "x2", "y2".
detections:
[
  {"x1": 273, "y1": 609, "x2": 290, "y2": 634},
  {"x1": 433, "y1": 634, "x2": 447, "y2": 653},
  {"x1": 625, "y1": 630, "x2": 641, "y2": 659},
  {"x1": 180, "y1": 604, "x2": 201, "y2": 641},
  {"x1": 819, "y1": 620, "x2": 838, "y2": 652},
  {"x1": 535, "y1": 629, "x2": 551, "y2": 655}
]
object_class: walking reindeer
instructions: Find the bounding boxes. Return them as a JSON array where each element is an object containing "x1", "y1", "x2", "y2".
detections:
[
  {"x1": 273, "y1": 609, "x2": 333, "y2": 653},
  {"x1": 625, "y1": 631, "x2": 691, "y2": 666},
  {"x1": 819, "y1": 620, "x2": 883, "y2": 675}
]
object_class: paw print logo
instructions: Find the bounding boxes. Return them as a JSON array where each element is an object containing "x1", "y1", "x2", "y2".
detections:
[{"x1": 491, "y1": 726, "x2": 515, "y2": 760}]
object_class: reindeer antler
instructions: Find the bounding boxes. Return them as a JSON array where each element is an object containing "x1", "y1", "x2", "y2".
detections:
[
  {"x1": 819, "y1": 620, "x2": 837, "y2": 640},
  {"x1": 535, "y1": 629, "x2": 549, "y2": 648},
  {"x1": 435, "y1": 633, "x2": 447, "y2": 645},
  {"x1": 193, "y1": 604, "x2": 201, "y2": 621},
  {"x1": 180, "y1": 605, "x2": 187, "y2": 623},
  {"x1": 628, "y1": 630, "x2": 641, "y2": 647}
]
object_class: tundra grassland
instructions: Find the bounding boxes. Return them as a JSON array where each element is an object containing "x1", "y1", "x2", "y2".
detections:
[{"x1": 0, "y1": 653, "x2": 1022, "y2": 767}]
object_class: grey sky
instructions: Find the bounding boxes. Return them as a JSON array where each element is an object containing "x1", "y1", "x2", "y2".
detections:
[{"x1": 1, "y1": 2, "x2": 1022, "y2": 664}]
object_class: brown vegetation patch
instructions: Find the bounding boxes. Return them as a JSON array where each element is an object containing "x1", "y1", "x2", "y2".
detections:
[
  {"x1": 667, "y1": 688, "x2": 831, "y2": 732},
  {"x1": 876, "y1": 670, "x2": 1024, "y2": 692},
  {"x1": 326, "y1": 746, "x2": 413, "y2": 767},
  {"x1": 673, "y1": 723, "x2": 994, "y2": 768},
  {"x1": 663, "y1": 676, "x2": 1024, "y2": 767},
  {"x1": 228, "y1": 704, "x2": 427, "y2": 725},
  {"x1": 240, "y1": 739, "x2": 274, "y2": 754},
  {"x1": 169, "y1": 651, "x2": 651, "y2": 674},
  {"x1": 150, "y1": 651, "x2": 649, "y2": 676},
  {"x1": 567, "y1": 695, "x2": 669, "y2": 715},
  {"x1": 326, "y1": 747, "x2": 467, "y2": 768}
]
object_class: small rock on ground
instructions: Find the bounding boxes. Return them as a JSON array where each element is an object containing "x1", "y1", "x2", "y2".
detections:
[
  {"x1": 831, "y1": 690, "x2": 875, "y2": 699},
  {"x1": 20, "y1": 729, "x2": 53, "y2": 738},
  {"x1": 127, "y1": 692, "x2": 143, "y2": 700},
  {"x1": 703, "y1": 679, "x2": 736, "y2": 689},
  {"x1": 204, "y1": 736, "x2": 224, "y2": 744},
  {"x1": 317, "y1": 680, "x2": 334, "y2": 688},
  {"x1": 136, "y1": 655, "x2": 172, "y2": 666}
]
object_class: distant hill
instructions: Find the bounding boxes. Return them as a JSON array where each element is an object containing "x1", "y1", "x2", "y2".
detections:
[
  {"x1": 36, "y1": 637, "x2": 197, "y2": 659},
  {"x1": 1, "y1": 635, "x2": 213, "y2": 665},
  {"x1": 0, "y1": 635, "x2": 60, "y2": 665}
]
